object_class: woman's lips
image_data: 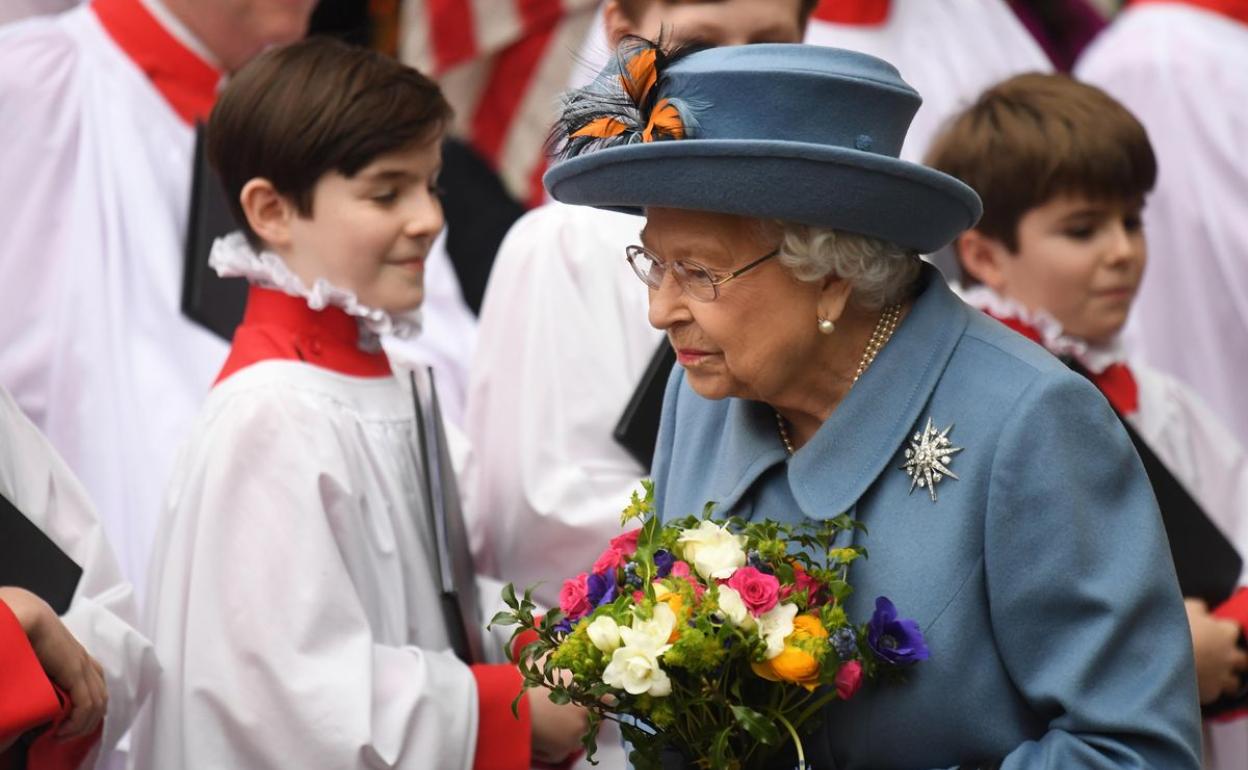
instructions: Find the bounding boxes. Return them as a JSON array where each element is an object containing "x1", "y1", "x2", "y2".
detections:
[
  {"x1": 388, "y1": 257, "x2": 425, "y2": 274},
  {"x1": 675, "y1": 347, "x2": 716, "y2": 365}
]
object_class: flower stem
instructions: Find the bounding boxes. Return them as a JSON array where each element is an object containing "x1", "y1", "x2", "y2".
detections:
[{"x1": 776, "y1": 713, "x2": 805, "y2": 769}]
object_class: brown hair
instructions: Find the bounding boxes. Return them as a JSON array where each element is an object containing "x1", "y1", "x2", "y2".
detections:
[
  {"x1": 615, "y1": 0, "x2": 819, "y2": 27},
  {"x1": 207, "y1": 37, "x2": 452, "y2": 248},
  {"x1": 925, "y1": 72, "x2": 1156, "y2": 269}
]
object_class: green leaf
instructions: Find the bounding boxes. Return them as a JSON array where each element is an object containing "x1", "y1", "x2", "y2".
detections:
[
  {"x1": 731, "y1": 704, "x2": 780, "y2": 746},
  {"x1": 487, "y1": 610, "x2": 516, "y2": 630},
  {"x1": 502, "y1": 582, "x2": 518, "y2": 610}
]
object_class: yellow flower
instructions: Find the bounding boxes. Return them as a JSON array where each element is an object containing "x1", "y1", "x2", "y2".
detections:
[
  {"x1": 653, "y1": 584, "x2": 685, "y2": 642},
  {"x1": 750, "y1": 614, "x2": 828, "y2": 691}
]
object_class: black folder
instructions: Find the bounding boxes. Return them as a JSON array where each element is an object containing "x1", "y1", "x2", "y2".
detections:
[
  {"x1": 181, "y1": 124, "x2": 248, "y2": 341},
  {"x1": 614, "y1": 341, "x2": 676, "y2": 470},
  {"x1": 0, "y1": 493, "x2": 83, "y2": 615},
  {"x1": 410, "y1": 368, "x2": 485, "y2": 664}
]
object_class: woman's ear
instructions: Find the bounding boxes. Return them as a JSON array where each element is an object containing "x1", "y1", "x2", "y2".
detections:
[
  {"x1": 239, "y1": 178, "x2": 295, "y2": 252},
  {"x1": 602, "y1": 0, "x2": 636, "y2": 47},
  {"x1": 956, "y1": 229, "x2": 1011, "y2": 292},
  {"x1": 815, "y1": 271, "x2": 854, "y2": 325}
]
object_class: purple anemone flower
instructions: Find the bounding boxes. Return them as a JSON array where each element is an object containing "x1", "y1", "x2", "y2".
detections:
[
  {"x1": 587, "y1": 571, "x2": 618, "y2": 607},
  {"x1": 654, "y1": 549, "x2": 675, "y2": 578},
  {"x1": 867, "y1": 597, "x2": 929, "y2": 666}
]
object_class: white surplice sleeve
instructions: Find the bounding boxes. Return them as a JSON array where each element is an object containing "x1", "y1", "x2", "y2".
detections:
[
  {"x1": 0, "y1": 386, "x2": 158, "y2": 765},
  {"x1": 464, "y1": 204, "x2": 662, "y2": 608},
  {"x1": 131, "y1": 384, "x2": 480, "y2": 770}
]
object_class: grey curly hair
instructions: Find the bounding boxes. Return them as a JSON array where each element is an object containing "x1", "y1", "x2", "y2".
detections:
[{"x1": 773, "y1": 223, "x2": 921, "y2": 309}]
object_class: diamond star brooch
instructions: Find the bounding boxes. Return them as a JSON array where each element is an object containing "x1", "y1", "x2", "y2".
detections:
[{"x1": 901, "y1": 418, "x2": 964, "y2": 502}]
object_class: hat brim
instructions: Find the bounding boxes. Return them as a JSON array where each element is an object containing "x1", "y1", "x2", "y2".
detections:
[{"x1": 543, "y1": 140, "x2": 982, "y2": 254}]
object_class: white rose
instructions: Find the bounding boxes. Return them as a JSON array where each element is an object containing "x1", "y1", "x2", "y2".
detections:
[
  {"x1": 757, "y1": 602, "x2": 798, "y2": 660},
  {"x1": 587, "y1": 616, "x2": 622, "y2": 653},
  {"x1": 677, "y1": 520, "x2": 747, "y2": 580},
  {"x1": 716, "y1": 586, "x2": 756, "y2": 630},
  {"x1": 602, "y1": 646, "x2": 673, "y2": 696},
  {"x1": 621, "y1": 602, "x2": 677, "y2": 652}
]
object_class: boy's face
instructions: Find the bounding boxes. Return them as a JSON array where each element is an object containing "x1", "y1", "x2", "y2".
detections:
[
  {"x1": 282, "y1": 135, "x2": 444, "y2": 315},
  {"x1": 607, "y1": 0, "x2": 805, "y2": 47},
  {"x1": 990, "y1": 195, "x2": 1147, "y2": 344}
]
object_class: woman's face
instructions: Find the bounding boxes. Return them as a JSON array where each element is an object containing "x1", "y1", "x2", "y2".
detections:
[{"x1": 643, "y1": 208, "x2": 825, "y2": 402}]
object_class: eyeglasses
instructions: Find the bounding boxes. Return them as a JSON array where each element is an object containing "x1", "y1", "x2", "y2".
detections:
[{"x1": 624, "y1": 244, "x2": 779, "y2": 302}]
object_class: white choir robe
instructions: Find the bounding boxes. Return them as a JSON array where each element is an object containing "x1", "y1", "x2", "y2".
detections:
[
  {"x1": 0, "y1": 3, "x2": 229, "y2": 599},
  {"x1": 1131, "y1": 362, "x2": 1248, "y2": 770},
  {"x1": 130, "y1": 359, "x2": 490, "y2": 769},
  {"x1": 0, "y1": 385, "x2": 159, "y2": 768},
  {"x1": 1076, "y1": 4, "x2": 1248, "y2": 447}
]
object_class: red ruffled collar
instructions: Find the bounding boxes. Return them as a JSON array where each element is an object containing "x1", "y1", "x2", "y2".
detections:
[
  {"x1": 215, "y1": 286, "x2": 393, "y2": 385},
  {"x1": 1129, "y1": 0, "x2": 1248, "y2": 25}
]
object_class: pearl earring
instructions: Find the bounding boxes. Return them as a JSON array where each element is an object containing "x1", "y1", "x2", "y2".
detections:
[{"x1": 817, "y1": 317, "x2": 835, "y2": 335}]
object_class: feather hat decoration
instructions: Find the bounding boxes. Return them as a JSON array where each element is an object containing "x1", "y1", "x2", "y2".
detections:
[{"x1": 549, "y1": 36, "x2": 705, "y2": 161}]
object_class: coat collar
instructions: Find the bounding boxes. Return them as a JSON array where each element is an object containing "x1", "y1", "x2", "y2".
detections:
[{"x1": 702, "y1": 265, "x2": 968, "y2": 518}]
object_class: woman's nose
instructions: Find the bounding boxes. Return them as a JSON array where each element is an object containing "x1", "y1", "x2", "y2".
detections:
[{"x1": 647, "y1": 269, "x2": 690, "y2": 331}]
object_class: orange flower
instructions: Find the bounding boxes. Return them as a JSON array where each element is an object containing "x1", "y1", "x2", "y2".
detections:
[
  {"x1": 750, "y1": 614, "x2": 828, "y2": 691},
  {"x1": 654, "y1": 584, "x2": 685, "y2": 643}
]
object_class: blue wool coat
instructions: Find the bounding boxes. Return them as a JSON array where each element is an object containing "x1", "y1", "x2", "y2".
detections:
[{"x1": 650, "y1": 267, "x2": 1201, "y2": 769}]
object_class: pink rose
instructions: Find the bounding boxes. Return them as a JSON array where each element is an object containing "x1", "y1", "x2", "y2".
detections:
[
  {"x1": 610, "y1": 529, "x2": 641, "y2": 556},
  {"x1": 669, "y1": 561, "x2": 691, "y2": 578},
  {"x1": 632, "y1": 590, "x2": 645, "y2": 603},
  {"x1": 726, "y1": 566, "x2": 781, "y2": 616},
  {"x1": 559, "y1": 572, "x2": 591, "y2": 620},
  {"x1": 835, "y1": 660, "x2": 863, "y2": 700},
  {"x1": 592, "y1": 547, "x2": 627, "y2": 574}
]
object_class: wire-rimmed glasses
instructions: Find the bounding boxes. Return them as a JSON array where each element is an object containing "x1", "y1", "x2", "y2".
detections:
[{"x1": 624, "y1": 244, "x2": 779, "y2": 302}]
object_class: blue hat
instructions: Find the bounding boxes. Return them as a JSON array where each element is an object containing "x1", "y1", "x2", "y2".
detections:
[{"x1": 543, "y1": 42, "x2": 982, "y2": 253}]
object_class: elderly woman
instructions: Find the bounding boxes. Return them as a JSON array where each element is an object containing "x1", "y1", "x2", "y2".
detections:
[{"x1": 542, "y1": 42, "x2": 1201, "y2": 768}]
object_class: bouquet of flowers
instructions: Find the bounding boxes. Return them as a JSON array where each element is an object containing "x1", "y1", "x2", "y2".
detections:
[{"x1": 491, "y1": 482, "x2": 928, "y2": 770}]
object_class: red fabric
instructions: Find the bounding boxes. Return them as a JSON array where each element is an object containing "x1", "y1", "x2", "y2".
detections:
[
  {"x1": 0, "y1": 603, "x2": 100, "y2": 769},
  {"x1": 1211, "y1": 587, "x2": 1248, "y2": 722},
  {"x1": 1129, "y1": 0, "x2": 1248, "y2": 25},
  {"x1": 984, "y1": 312, "x2": 1139, "y2": 415},
  {"x1": 215, "y1": 286, "x2": 393, "y2": 385},
  {"x1": 91, "y1": 0, "x2": 221, "y2": 126},
  {"x1": 812, "y1": 0, "x2": 891, "y2": 25},
  {"x1": 429, "y1": 0, "x2": 478, "y2": 73},
  {"x1": 470, "y1": 24, "x2": 556, "y2": 166},
  {"x1": 470, "y1": 663, "x2": 531, "y2": 770},
  {"x1": 0, "y1": 603, "x2": 58, "y2": 743}
]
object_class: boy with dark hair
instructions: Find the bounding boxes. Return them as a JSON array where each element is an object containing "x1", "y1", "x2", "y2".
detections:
[
  {"x1": 928, "y1": 72, "x2": 1248, "y2": 769},
  {"x1": 130, "y1": 38, "x2": 585, "y2": 770}
]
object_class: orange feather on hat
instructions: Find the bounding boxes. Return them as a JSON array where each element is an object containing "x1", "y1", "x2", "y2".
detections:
[
  {"x1": 621, "y1": 46, "x2": 659, "y2": 105},
  {"x1": 642, "y1": 98, "x2": 685, "y2": 142},
  {"x1": 571, "y1": 116, "x2": 630, "y2": 139}
]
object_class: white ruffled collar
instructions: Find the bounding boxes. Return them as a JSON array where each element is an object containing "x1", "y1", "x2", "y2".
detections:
[
  {"x1": 957, "y1": 284, "x2": 1127, "y2": 375},
  {"x1": 209, "y1": 232, "x2": 422, "y2": 351}
]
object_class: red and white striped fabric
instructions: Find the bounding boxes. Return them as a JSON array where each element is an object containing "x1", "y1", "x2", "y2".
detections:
[{"x1": 400, "y1": 0, "x2": 600, "y2": 207}]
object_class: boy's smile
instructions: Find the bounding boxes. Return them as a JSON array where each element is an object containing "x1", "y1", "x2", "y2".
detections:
[{"x1": 280, "y1": 134, "x2": 445, "y2": 315}]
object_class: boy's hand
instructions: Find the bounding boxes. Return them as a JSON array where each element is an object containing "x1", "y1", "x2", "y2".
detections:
[
  {"x1": 0, "y1": 586, "x2": 108, "y2": 739},
  {"x1": 527, "y1": 685, "x2": 588, "y2": 764},
  {"x1": 1186, "y1": 598, "x2": 1248, "y2": 704}
]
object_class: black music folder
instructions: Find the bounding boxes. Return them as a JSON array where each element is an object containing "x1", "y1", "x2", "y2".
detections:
[
  {"x1": 614, "y1": 341, "x2": 676, "y2": 470},
  {"x1": 181, "y1": 123, "x2": 248, "y2": 341},
  {"x1": 0, "y1": 493, "x2": 82, "y2": 615},
  {"x1": 410, "y1": 368, "x2": 485, "y2": 664}
]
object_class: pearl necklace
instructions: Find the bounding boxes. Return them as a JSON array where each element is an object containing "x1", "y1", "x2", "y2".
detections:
[{"x1": 775, "y1": 302, "x2": 903, "y2": 455}]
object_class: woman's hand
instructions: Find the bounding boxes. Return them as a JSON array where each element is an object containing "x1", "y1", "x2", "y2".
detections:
[
  {"x1": 0, "y1": 586, "x2": 107, "y2": 739},
  {"x1": 1185, "y1": 598, "x2": 1248, "y2": 704},
  {"x1": 527, "y1": 685, "x2": 589, "y2": 764}
]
